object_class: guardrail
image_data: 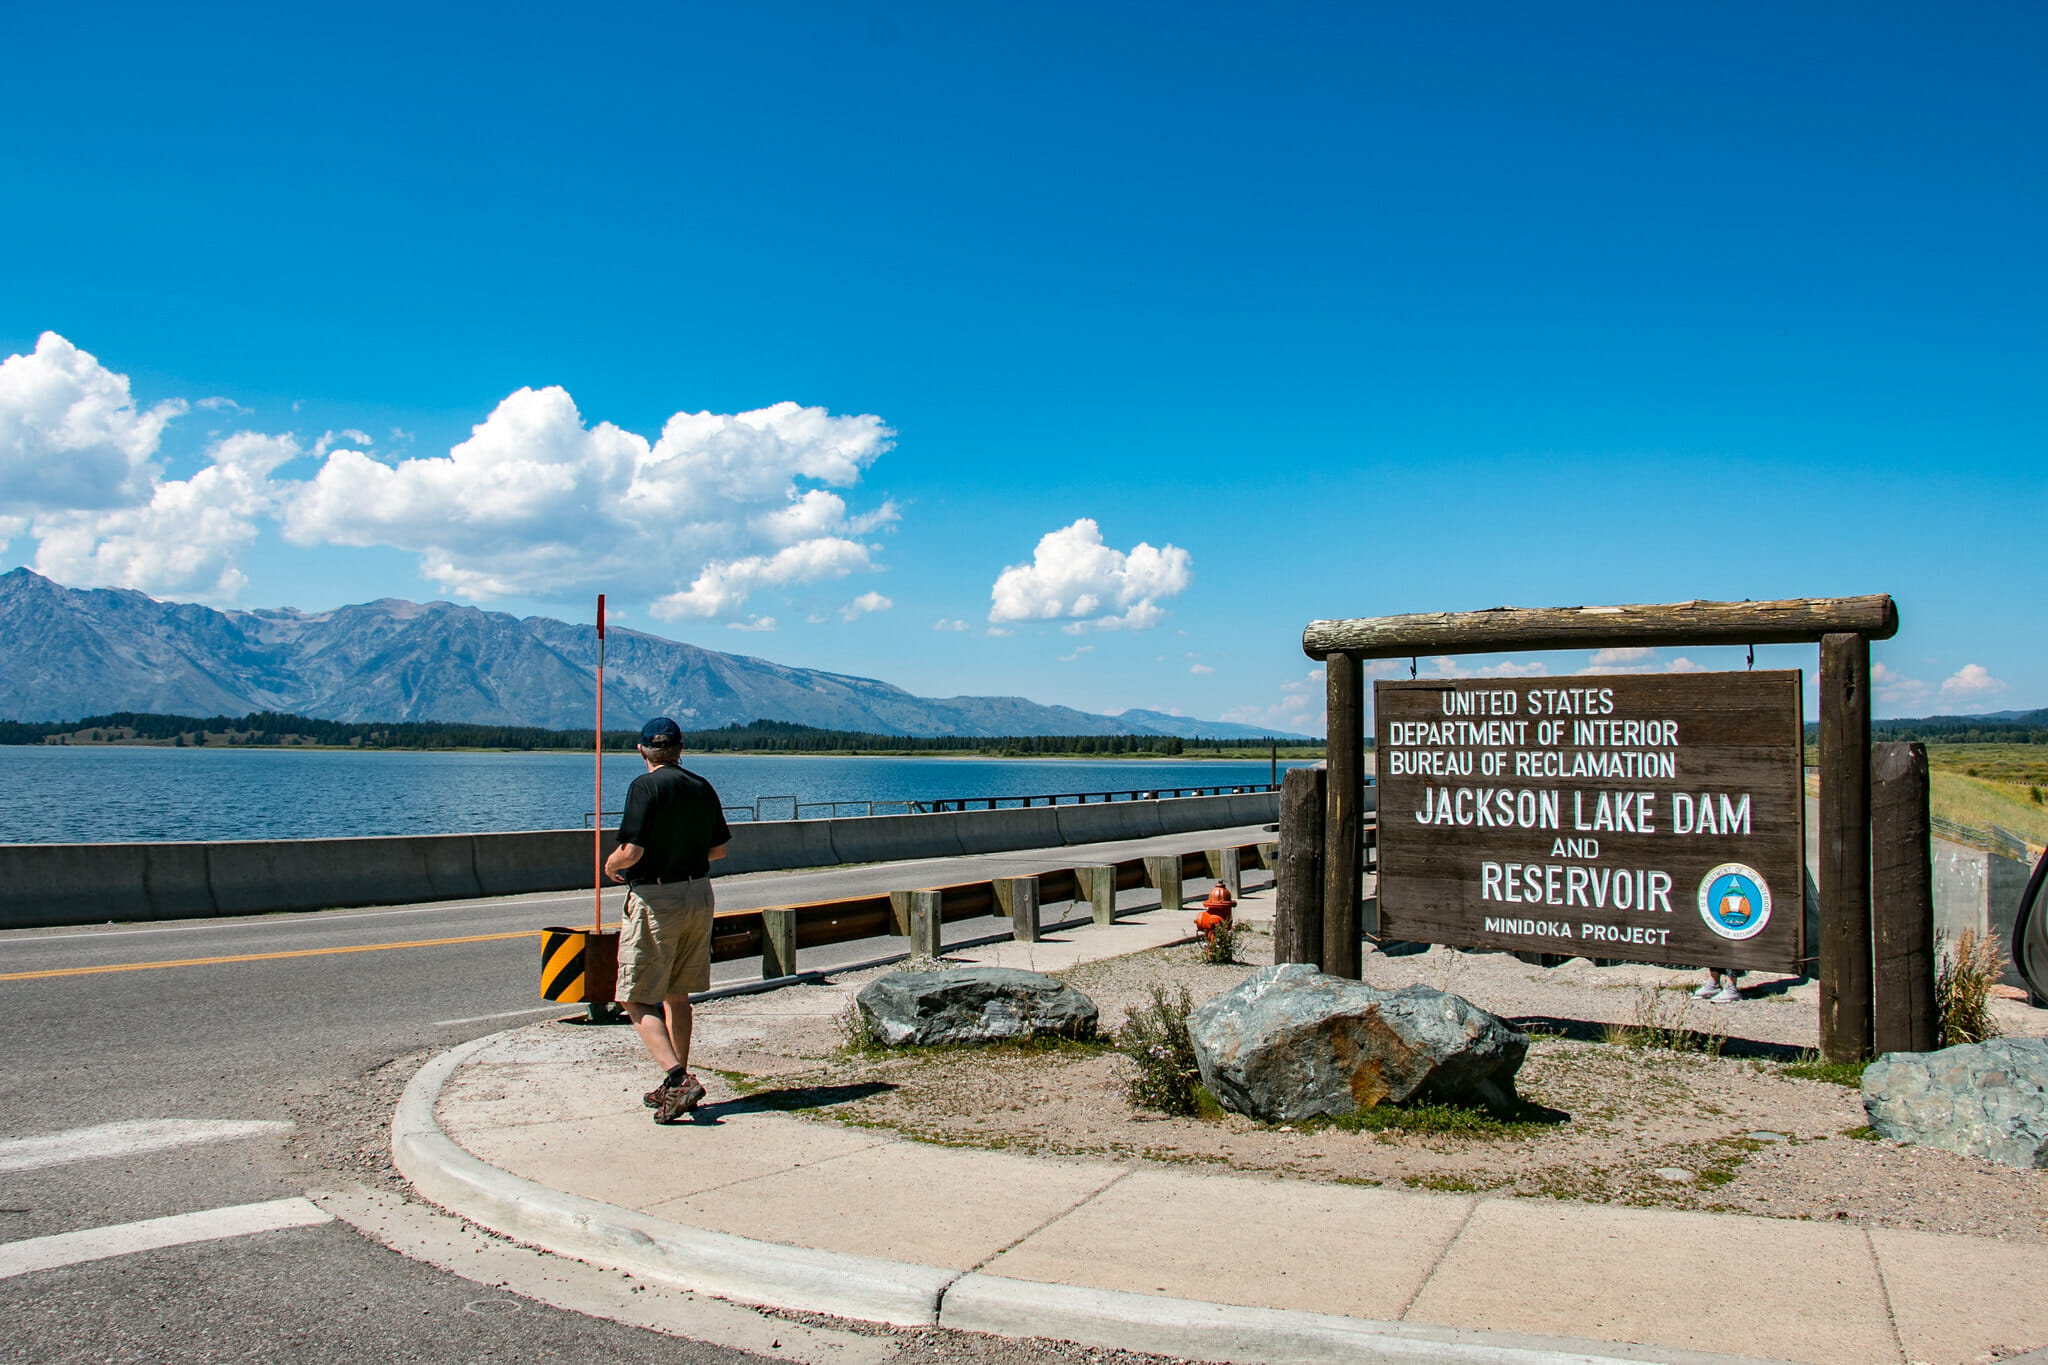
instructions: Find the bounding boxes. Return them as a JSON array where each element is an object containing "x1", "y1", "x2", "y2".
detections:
[
  {"x1": 1930, "y1": 814, "x2": 2042, "y2": 863},
  {"x1": 705, "y1": 842, "x2": 1276, "y2": 973},
  {"x1": 582, "y1": 782, "x2": 1286, "y2": 827}
]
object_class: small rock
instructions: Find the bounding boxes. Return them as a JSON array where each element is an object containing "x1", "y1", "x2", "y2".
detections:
[
  {"x1": 1746, "y1": 1131, "x2": 1787, "y2": 1142},
  {"x1": 1654, "y1": 1167, "x2": 1695, "y2": 1183},
  {"x1": 1862, "y1": 1037, "x2": 2048, "y2": 1170},
  {"x1": 1187, "y1": 962, "x2": 1528, "y2": 1122},
  {"x1": 855, "y1": 966, "x2": 1098, "y2": 1047}
]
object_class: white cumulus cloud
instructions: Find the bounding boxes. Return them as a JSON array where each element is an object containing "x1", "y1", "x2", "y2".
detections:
[
  {"x1": 1423, "y1": 656, "x2": 1549, "y2": 679},
  {"x1": 932, "y1": 618, "x2": 969, "y2": 632},
  {"x1": 1873, "y1": 661, "x2": 1931, "y2": 709},
  {"x1": 283, "y1": 388, "x2": 894, "y2": 612},
  {"x1": 30, "y1": 431, "x2": 300, "y2": 600},
  {"x1": 1190, "y1": 663, "x2": 1214, "y2": 675},
  {"x1": 1939, "y1": 663, "x2": 2007, "y2": 708},
  {"x1": 0, "y1": 332, "x2": 187, "y2": 513},
  {"x1": 2, "y1": 334, "x2": 900, "y2": 618},
  {"x1": 840, "y1": 590, "x2": 892, "y2": 621},
  {"x1": 988, "y1": 518, "x2": 1191, "y2": 633},
  {"x1": 1219, "y1": 666, "x2": 1327, "y2": 732}
]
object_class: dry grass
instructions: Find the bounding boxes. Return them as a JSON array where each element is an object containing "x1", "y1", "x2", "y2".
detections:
[
  {"x1": 1602, "y1": 986, "x2": 1727, "y2": 1057},
  {"x1": 1929, "y1": 771, "x2": 2048, "y2": 848},
  {"x1": 1924, "y1": 743, "x2": 2048, "y2": 788},
  {"x1": 1937, "y1": 928, "x2": 2007, "y2": 1046}
]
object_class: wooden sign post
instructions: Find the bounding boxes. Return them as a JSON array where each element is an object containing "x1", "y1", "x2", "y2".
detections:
[{"x1": 1300, "y1": 595, "x2": 1901, "y2": 1064}]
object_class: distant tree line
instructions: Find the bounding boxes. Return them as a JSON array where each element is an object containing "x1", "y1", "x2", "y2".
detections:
[
  {"x1": 0, "y1": 711, "x2": 1315, "y2": 756},
  {"x1": 1799, "y1": 710, "x2": 2048, "y2": 746}
]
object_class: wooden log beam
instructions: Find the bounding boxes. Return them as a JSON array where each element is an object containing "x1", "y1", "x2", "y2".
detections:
[
  {"x1": 1818, "y1": 633, "x2": 1875, "y2": 1063},
  {"x1": 1871, "y1": 741, "x2": 1937, "y2": 1055},
  {"x1": 1302, "y1": 595, "x2": 1897, "y2": 660}
]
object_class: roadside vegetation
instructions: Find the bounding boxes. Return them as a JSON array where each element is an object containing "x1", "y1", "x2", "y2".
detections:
[
  {"x1": 1936, "y1": 927, "x2": 2006, "y2": 1047},
  {"x1": 1803, "y1": 738, "x2": 2048, "y2": 848}
]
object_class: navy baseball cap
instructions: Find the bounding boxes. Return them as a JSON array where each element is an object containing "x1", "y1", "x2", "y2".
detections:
[{"x1": 638, "y1": 717, "x2": 683, "y2": 745}]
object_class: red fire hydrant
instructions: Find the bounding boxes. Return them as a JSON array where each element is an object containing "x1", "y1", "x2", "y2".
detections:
[{"x1": 1193, "y1": 880, "x2": 1235, "y2": 942}]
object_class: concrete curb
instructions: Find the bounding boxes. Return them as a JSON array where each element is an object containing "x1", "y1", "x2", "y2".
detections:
[
  {"x1": 390, "y1": 1035, "x2": 954, "y2": 1326},
  {"x1": 938, "y1": 1274, "x2": 1783, "y2": 1365},
  {"x1": 394, "y1": 1029, "x2": 1795, "y2": 1365}
]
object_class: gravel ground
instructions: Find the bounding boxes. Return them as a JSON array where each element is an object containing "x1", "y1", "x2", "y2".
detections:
[{"x1": 687, "y1": 920, "x2": 2048, "y2": 1246}]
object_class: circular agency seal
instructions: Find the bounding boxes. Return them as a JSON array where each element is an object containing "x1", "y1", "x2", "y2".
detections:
[{"x1": 1698, "y1": 863, "x2": 1772, "y2": 941}]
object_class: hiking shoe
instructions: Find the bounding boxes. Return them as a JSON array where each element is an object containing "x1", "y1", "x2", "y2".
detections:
[
  {"x1": 1692, "y1": 980, "x2": 1718, "y2": 999},
  {"x1": 643, "y1": 1086, "x2": 663, "y2": 1109},
  {"x1": 653, "y1": 1074, "x2": 707, "y2": 1124},
  {"x1": 1710, "y1": 983, "x2": 1742, "y2": 1004}
]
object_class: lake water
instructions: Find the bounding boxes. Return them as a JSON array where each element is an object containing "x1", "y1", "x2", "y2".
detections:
[{"x1": 0, "y1": 747, "x2": 1309, "y2": 844}]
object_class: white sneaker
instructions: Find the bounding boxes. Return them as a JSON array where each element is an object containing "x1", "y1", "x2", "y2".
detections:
[
  {"x1": 1692, "y1": 980, "x2": 1718, "y2": 999},
  {"x1": 1710, "y1": 983, "x2": 1741, "y2": 1004}
]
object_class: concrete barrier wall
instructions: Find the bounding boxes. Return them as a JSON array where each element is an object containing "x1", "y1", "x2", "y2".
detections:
[
  {"x1": 1933, "y1": 837, "x2": 2032, "y2": 990},
  {"x1": 0, "y1": 790, "x2": 1279, "y2": 930}
]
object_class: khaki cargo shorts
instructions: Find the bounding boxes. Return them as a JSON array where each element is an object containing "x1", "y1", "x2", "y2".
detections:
[{"x1": 616, "y1": 877, "x2": 715, "y2": 1003}]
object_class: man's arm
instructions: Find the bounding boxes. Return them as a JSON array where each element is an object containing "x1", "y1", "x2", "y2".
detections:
[
  {"x1": 708, "y1": 843, "x2": 728, "y2": 862},
  {"x1": 604, "y1": 843, "x2": 644, "y2": 882}
]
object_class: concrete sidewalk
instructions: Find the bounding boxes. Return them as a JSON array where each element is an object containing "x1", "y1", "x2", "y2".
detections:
[{"x1": 396, "y1": 906, "x2": 2048, "y2": 1365}]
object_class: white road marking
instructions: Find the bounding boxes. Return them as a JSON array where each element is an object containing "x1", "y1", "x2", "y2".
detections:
[
  {"x1": 5, "y1": 890, "x2": 608, "y2": 943},
  {"x1": 0, "y1": 1198, "x2": 332, "y2": 1279},
  {"x1": 0, "y1": 1119, "x2": 294, "y2": 1173},
  {"x1": 431, "y1": 1004, "x2": 579, "y2": 1027},
  {"x1": 318, "y1": 1188, "x2": 891, "y2": 1364}
]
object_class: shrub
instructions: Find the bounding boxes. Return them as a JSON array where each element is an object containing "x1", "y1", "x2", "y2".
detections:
[
  {"x1": 837, "y1": 998, "x2": 882, "y2": 1054},
  {"x1": 1937, "y1": 927, "x2": 2006, "y2": 1047},
  {"x1": 1603, "y1": 986, "x2": 1724, "y2": 1057},
  {"x1": 1116, "y1": 984, "x2": 1204, "y2": 1116},
  {"x1": 1201, "y1": 921, "x2": 1241, "y2": 966},
  {"x1": 1780, "y1": 1051, "x2": 1869, "y2": 1086}
]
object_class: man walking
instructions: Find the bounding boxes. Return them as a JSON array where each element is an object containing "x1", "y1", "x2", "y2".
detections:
[{"x1": 603, "y1": 717, "x2": 732, "y2": 1124}]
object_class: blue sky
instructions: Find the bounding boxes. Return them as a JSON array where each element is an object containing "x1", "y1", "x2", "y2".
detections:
[{"x1": 2, "y1": 1, "x2": 2041, "y2": 731}]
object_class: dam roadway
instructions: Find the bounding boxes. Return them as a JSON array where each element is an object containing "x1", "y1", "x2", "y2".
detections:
[{"x1": 0, "y1": 822, "x2": 1272, "y2": 1363}]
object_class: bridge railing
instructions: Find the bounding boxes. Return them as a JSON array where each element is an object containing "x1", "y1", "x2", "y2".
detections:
[{"x1": 582, "y1": 783, "x2": 1285, "y2": 827}]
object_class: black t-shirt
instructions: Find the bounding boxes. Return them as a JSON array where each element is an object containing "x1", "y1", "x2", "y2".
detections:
[{"x1": 616, "y1": 764, "x2": 732, "y2": 884}]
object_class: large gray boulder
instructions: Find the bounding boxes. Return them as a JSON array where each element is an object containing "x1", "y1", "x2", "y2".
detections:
[
  {"x1": 856, "y1": 966, "x2": 1098, "y2": 1047},
  {"x1": 1188, "y1": 962, "x2": 1528, "y2": 1122},
  {"x1": 1862, "y1": 1038, "x2": 2048, "y2": 1169}
]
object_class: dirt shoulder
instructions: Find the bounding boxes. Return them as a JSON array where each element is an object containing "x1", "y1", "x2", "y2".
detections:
[{"x1": 685, "y1": 923, "x2": 2048, "y2": 1245}]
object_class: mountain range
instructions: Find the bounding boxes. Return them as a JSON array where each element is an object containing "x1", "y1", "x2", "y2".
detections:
[{"x1": 0, "y1": 569, "x2": 1298, "y2": 739}]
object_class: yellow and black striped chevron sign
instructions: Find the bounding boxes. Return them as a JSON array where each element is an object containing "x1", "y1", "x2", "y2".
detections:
[{"x1": 540, "y1": 928, "x2": 617, "y2": 1003}]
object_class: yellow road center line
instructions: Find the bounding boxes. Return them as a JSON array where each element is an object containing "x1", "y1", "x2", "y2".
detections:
[{"x1": 0, "y1": 930, "x2": 542, "y2": 982}]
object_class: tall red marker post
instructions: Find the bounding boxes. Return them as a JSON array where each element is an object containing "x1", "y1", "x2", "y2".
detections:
[
  {"x1": 594, "y1": 593, "x2": 605, "y2": 935},
  {"x1": 538, "y1": 593, "x2": 620, "y2": 1017}
]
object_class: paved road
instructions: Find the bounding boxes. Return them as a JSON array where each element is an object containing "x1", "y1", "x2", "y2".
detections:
[{"x1": 0, "y1": 824, "x2": 1271, "y2": 1363}]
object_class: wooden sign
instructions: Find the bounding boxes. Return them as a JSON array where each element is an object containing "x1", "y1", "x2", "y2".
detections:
[{"x1": 1374, "y1": 671, "x2": 1805, "y2": 972}]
